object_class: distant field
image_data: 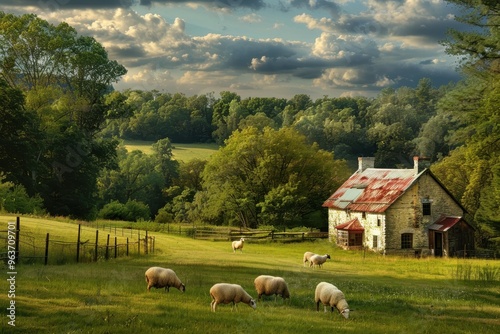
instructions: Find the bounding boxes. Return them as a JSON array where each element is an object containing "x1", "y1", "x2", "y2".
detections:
[{"x1": 123, "y1": 140, "x2": 219, "y2": 161}]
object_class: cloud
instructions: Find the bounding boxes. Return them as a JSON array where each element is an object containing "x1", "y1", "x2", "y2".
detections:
[
  {"x1": 240, "y1": 13, "x2": 262, "y2": 23},
  {"x1": 0, "y1": 0, "x2": 465, "y2": 98},
  {"x1": 3, "y1": 0, "x2": 266, "y2": 11},
  {"x1": 284, "y1": 0, "x2": 342, "y2": 18}
]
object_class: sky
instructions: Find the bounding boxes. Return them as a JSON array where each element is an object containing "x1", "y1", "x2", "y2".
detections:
[{"x1": 0, "y1": 0, "x2": 468, "y2": 99}]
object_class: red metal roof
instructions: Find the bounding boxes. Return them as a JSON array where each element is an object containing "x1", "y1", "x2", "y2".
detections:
[
  {"x1": 335, "y1": 218, "x2": 364, "y2": 231},
  {"x1": 323, "y1": 168, "x2": 422, "y2": 213},
  {"x1": 428, "y1": 216, "x2": 462, "y2": 232}
]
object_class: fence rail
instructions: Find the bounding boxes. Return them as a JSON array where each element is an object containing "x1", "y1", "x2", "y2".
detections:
[
  {"x1": 193, "y1": 228, "x2": 329, "y2": 242},
  {"x1": 0, "y1": 217, "x2": 155, "y2": 265}
]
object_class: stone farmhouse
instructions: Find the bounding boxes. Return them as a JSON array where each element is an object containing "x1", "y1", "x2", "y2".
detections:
[{"x1": 322, "y1": 157, "x2": 475, "y2": 257}]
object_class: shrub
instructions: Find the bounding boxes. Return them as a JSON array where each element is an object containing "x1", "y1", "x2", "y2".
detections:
[
  {"x1": 98, "y1": 200, "x2": 128, "y2": 220},
  {"x1": 1, "y1": 184, "x2": 45, "y2": 214},
  {"x1": 124, "y1": 199, "x2": 150, "y2": 221},
  {"x1": 99, "y1": 200, "x2": 150, "y2": 222},
  {"x1": 154, "y1": 207, "x2": 174, "y2": 224}
]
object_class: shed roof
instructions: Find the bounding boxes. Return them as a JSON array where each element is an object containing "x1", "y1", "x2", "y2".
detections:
[
  {"x1": 428, "y1": 216, "x2": 463, "y2": 232},
  {"x1": 323, "y1": 168, "x2": 423, "y2": 213},
  {"x1": 335, "y1": 218, "x2": 364, "y2": 231}
]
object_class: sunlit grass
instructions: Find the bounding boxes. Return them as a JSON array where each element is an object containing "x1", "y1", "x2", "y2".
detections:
[
  {"x1": 122, "y1": 140, "x2": 218, "y2": 161},
  {"x1": 2, "y1": 216, "x2": 499, "y2": 333}
]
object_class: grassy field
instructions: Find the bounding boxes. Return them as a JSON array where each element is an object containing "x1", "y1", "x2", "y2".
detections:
[
  {"x1": 122, "y1": 140, "x2": 219, "y2": 161},
  {"x1": 1, "y1": 216, "x2": 499, "y2": 333}
]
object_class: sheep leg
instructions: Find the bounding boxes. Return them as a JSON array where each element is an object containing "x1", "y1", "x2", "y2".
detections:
[
  {"x1": 316, "y1": 301, "x2": 320, "y2": 312},
  {"x1": 210, "y1": 300, "x2": 217, "y2": 312}
]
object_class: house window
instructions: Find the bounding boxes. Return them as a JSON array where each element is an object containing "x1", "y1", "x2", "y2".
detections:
[
  {"x1": 362, "y1": 212, "x2": 366, "y2": 219},
  {"x1": 377, "y1": 218, "x2": 381, "y2": 227},
  {"x1": 373, "y1": 235, "x2": 378, "y2": 248},
  {"x1": 423, "y1": 202, "x2": 431, "y2": 215},
  {"x1": 401, "y1": 233, "x2": 413, "y2": 249},
  {"x1": 337, "y1": 230, "x2": 348, "y2": 247}
]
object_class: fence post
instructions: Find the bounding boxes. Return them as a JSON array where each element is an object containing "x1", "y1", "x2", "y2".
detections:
[
  {"x1": 105, "y1": 234, "x2": 110, "y2": 260},
  {"x1": 145, "y1": 230, "x2": 148, "y2": 255},
  {"x1": 15, "y1": 217, "x2": 20, "y2": 263},
  {"x1": 44, "y1": 233, "x2": 49, "y2": 265},
  {"x1": 126, "y1": 237, "x2": 129, "y2": 256},
  {"x1": 152, "y1": 236, "x2": 155, "y2": 254},
  {"x1": 94, "y1": 230, "x2": 99, "y2": 262},
  {"x1": 114, "y1": 237, "x2": 117, "y2": 258},
  {"x1": 76, "y1": 224, "x2": 81, "y2": 263},
  {"x1": 138, "y1": 231, "x2": 140, "y2": 255}
]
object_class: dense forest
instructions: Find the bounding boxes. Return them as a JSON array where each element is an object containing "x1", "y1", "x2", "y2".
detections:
[{"x1": 0, "y1": 1, "x2": 499, "y2": 251}]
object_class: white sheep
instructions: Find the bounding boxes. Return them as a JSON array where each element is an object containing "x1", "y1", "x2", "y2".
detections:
[
  {"x1": 232, "y1": 237, "x2": 245, "y2": 252},
  {"x1": 314, "y1": 282, "x2": 349, "y2": 319},
  {"x1": 209, "y1": 283, "x2": 257, "y2": 312},
  {"x1": 254, "y1": 275, "x2": 290, "y2": 302},
  {"x1": 145, "y1": 267, "x2": 186, "y2": 293},
  {"x1": 309, "y1": 254, "x2": 331, "y2": 268},
  {"x1": 303, "y1": 251, "x2": 316, "y2": 266}
]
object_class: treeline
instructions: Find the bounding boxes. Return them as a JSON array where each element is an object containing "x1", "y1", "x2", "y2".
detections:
[
  {"x1": 0, "y1": 4, "x2": 499, "y2": 251},
  {"x1": 100, "y1": 82, "x2": 449, "y2": 167}
]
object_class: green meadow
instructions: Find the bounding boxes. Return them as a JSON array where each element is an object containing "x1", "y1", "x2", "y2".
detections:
[
  {"x1": 1, "y1": 216, "x2": 499, "y2": 334},
  {"x1": 123, "y1": 140, "x2": 218, "y2": 161}
]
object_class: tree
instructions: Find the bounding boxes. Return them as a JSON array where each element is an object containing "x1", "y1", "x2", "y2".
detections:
[
  {"x1": 0, "y1": 78, "x2": 41, "y2": 192},
  {"x1": 196, "y1": 127, "x2": 350, "y2": 228},
  {"x1": 212, "y1": 91, "x2": 241, "y2": 144},
  {"x1": 0, "y1": 12, "x2": 76, "y2": 89},
  {"x1": 442, "y1": 0, "x2": 500, "y2": 75},
  {"x1": 0, "y1": 13, "x2": 127, "y2": 219},
  {"x1": 432, "y1": 1, "x2": 500, "y2": 248}
]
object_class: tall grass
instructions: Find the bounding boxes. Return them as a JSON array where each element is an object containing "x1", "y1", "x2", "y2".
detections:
[{"x1": 2, "y1": 217, "x2": 500, "y2": 334}]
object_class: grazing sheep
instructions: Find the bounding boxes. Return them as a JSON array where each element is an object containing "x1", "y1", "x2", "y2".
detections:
[
  {"x1": 254, "y1": 275, "x2": 290, "y2": 301},
  {"x1": 232, "y1": 237, "x2": 245, "y2": 253},
  {"x1": 314, "y1": 282, "x2": 349, "y2": 319},
  {"x1": 209, "y1": 283, "x2": 257, "y2": 312},
  {"x1": 309, "y1": 254, "x2": 331, "y2": 268},
  {"x1": 145, "y1": 267, "x2": 186, "y2": 293},
  {"x1": 303, "y1": 251, "x2": 316, "y2": 267}
]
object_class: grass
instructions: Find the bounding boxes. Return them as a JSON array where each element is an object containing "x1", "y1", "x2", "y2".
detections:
[
  {"x1": 122, "y1": 140, "x2": 219, "y2": 161},
  {"x1": 1, "y1": 216, "x2": 500, "y2": 333}
]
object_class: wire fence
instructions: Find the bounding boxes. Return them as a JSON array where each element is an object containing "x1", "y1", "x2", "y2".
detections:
[{"x1": 0, "y1": 217, "x2": 155, "y2": 265}]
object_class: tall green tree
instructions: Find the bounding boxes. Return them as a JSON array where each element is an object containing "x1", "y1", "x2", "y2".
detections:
[
  {"x1": 431, "y1": 0, "x2": 500, "y2": 248},
  {"x1": 196, "y1": 127, "x2": 350, "y2": 228},
  {"x1": 0, "y1": 78, "x2": 41, "y2": 192},
  {"x1": 0, "y1": 12, "x2": 127, "y2": 219},
  {"x1": 442, "y1": 0, "x2": 500, "y2": 75}
]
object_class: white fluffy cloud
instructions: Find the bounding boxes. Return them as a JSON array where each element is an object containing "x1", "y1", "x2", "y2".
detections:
[{"x1": 0, "y1": 0, "x2": 465, "y2": 98}]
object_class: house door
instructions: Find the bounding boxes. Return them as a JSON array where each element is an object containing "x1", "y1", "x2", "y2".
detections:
[{"x1": 435, "y1": 233, "x2": 443, "y2": 257}]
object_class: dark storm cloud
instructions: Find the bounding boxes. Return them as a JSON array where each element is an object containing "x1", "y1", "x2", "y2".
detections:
[
  {"x1": 140, "y1": 0, "x2": 266, "y2": 10},
  {"x1": 0, "y1": 0, "x2": 135, "y2": 9},
  {"x1": 1, "y1": 0, "x2": 266, "y2": 10},
  {"x1": 378, "y1": 62, "x2": 461, "y2": 88},
  {"x1": 106, "y1": 45, "x2": 147, "y2": 60}
]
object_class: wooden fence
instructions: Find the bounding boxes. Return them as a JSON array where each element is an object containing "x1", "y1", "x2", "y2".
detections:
[
  {"x1": 0, "y1": 217, "x2": 155, "y2": 265},
  {"x1": 193, "y1": 227, "x2": 329, "y2": 242}
]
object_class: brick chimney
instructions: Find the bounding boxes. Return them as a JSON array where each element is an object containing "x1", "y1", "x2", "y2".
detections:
[
  {"x1": 413, "y1": 156, "x2": 419, "y2": 175},
  {"x1": 358, "y1": 157, "x2": 375, "y2": 173}
]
